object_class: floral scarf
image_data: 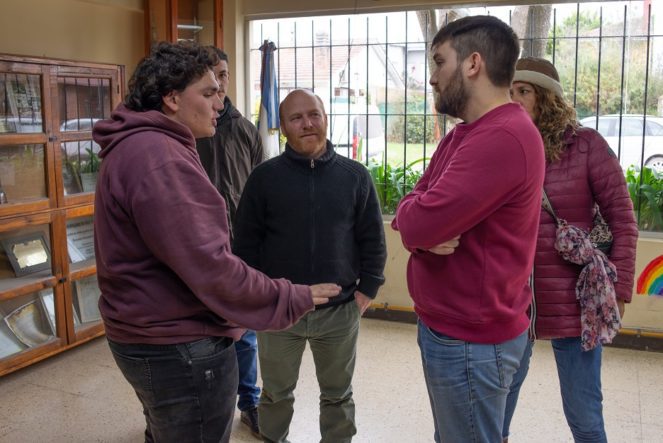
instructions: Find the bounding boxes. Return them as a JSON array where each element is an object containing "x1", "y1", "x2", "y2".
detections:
[
  {"x1": 554, "y1": 221, "x2": 620, "y2": 351},
  {"x1": 542, "y1": 190, "x2": 621, "y2": 351}
]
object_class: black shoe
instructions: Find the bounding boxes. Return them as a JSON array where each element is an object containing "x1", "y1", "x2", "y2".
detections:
[{"x1": 240, "y1": 407, "x2": 261, "y2": 439}]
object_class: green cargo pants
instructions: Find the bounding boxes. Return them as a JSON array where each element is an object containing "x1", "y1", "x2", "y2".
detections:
[{"x1": 257, "y1": 300, "x2": 361, "y2": 443}]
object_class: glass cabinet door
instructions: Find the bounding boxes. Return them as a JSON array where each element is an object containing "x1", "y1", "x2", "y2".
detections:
[
  {"x1": 145, "y1": 0, "x2": 223, "y2": 49},
  {"x1": 0, "y1": 69, "x2": 50, "y2": 209},
  {"x1": 66, "y1": 215, "x2": 95, "y2": 271},
  {"x1": 0, "y1": 223, "x2": 54, "y2": 292},
  {"x1": 176, "y1": 0, "x2": 214, "y2": 44},
  {"x1": 58, "y1": 77, "x2": 112, "y2": 196},
  {"x1": 64, "y1": 212, "x2": 101, "y2": 336},
  {"x1": 0, "y1": 144, "x2": 47, "y2": 203},
  {"x1": 0, "y1": 289, "x2": 60, "y2": 360},
  {"x1": 0, "y1": 221, "x2": 59, "y2": 361},
  {"x1": 0, "y1": 72, "x2": 43, "y2": 135},
  {"x1": 71, "y1": 274, "x2": 101, "y2": 330}
]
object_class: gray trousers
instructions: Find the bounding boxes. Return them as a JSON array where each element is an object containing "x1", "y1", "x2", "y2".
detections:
[{"x1": 257, "y1": 301, "x2": 361, "y2": 443}]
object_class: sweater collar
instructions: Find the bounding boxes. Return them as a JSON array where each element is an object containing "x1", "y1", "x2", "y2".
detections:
[
  {"x1": 284, "y1": 140, "x2": 336, "y2": 167},
  {"x1": 453, "y1": 102, "x2": 521, "y2": 135}
]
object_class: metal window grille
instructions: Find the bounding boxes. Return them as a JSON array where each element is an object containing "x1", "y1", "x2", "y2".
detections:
[{"x1": 248, "y1": 2, "x2": 663, "y2": 232}]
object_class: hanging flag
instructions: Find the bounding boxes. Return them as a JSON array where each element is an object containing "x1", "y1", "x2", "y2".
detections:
[{"x1": 258, "y1": 40, "x2": 280, "y2": 159}]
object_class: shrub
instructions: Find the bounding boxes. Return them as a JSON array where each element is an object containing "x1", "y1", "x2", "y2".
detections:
[
  {"x1": 389, "y1": 114, "x2": 437, "y2": 145},
  {"x1": 626, "y1": 166, "x2": 663, "y2": 232},
  {"x1": 366, "y1": 158, "x2": 427, "y2": 214}
]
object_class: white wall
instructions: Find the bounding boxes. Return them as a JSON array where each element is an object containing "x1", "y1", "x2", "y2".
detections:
[
  {"x1": 378, "y1": 226, "x2": 663, "y2": 334},
  {"x1": 0, "y1": 0, "x2": 144, "y2": 79}
]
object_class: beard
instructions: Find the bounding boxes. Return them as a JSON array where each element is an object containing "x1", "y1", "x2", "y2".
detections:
[{"x1": 434, "y1": 66, "x2": 468, "y2": 119}]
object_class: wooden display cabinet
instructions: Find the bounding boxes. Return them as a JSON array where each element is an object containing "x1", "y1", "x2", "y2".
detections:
[
  {"x1": 0, "y1": 54, "x2": 123, "y2": 376},
  {"x1": 145, "y1": 0, "x2": 224, "y2": 53}
]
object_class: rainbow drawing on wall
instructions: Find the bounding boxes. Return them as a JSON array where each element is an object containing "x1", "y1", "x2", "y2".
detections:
[{"x1": 637, "y1": 255, "x2": 663, "y2": 296}]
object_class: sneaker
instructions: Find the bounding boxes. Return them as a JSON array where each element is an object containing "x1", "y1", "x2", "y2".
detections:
[{"x1": 240, "y1": 407, "x2": 261, "y2": 439}]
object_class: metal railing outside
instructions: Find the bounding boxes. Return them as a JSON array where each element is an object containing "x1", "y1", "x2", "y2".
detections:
[{"x1": 248, "y1": 2, "x2": 663, "y2": 231}]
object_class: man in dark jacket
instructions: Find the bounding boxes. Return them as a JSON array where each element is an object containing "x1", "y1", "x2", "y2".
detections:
[
  {"x1": 92, "y1": 42, "x2": 340, "y2": 443},
  {"x1": 195, "y1": 47, "x2": 263, "y2": 438},
  {"x1": 234, "y1": 89, "x2": 387, "y2": 443}
]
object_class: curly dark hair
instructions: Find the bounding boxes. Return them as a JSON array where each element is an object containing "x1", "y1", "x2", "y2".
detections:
[
  {"x1": 531, "y1": 83, "x2": 579, "y2": 163},
  {"x1": 124, "y1": 41, "x2": 219, "y2": 112}
]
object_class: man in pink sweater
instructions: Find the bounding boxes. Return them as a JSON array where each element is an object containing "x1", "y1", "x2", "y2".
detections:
[{"x1": 391, "y1": 15, "x2": 545, "y2": 443}]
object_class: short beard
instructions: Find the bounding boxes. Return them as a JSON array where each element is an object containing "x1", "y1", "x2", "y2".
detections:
[{"x1": 434, "y1": 66, "x2": 468, "y2": 119}]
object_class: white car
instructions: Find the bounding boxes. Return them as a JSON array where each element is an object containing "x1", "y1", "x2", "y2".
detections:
[
  {"x1": 328, "y1": 104, "x2": 386, "y2": 163},
  {"x1": 60, "y1": 118, "x2": 101, "y2": 159},
  {"x1": 0, "y1": 116, "x2": 43, "y2": 134},
  {"x1": 579, "y1": 114, "x2": 663, "y2": 173}
]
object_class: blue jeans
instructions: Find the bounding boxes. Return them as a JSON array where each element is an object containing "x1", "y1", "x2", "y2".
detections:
[
  {"x1": 502, "y1": 338, "x2": 534, "y2": 439},
  {"x1": 236, "y1": 329, "x2": 260, "y2": 411},
  {"x1": 108, "y1": 337, "x2": 238, "y2": 443},
  {"x1": 503, "y1": 337, "x2": 606, "y2": 443},
  {"x1": 417, "y1": 320, "x2": 528, "y2": 443}
]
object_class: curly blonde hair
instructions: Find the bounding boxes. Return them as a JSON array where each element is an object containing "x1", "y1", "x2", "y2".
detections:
[{"x1": 531, "y1": 84, "x2": 579, "y2": 163}]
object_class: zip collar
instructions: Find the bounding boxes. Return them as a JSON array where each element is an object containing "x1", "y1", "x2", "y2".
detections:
[{"x1": 284, "y1": 140, "x2": 336, "y2": 169}]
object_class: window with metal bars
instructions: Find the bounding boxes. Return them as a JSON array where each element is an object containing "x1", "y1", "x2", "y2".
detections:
[{"x1": 248, "y1": 1, "x2": 663, "y2": 232}]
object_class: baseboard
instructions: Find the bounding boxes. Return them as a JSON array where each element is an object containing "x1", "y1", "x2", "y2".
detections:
[
  {"x1": 364, "y1": 308, "x2": 663, "y2": 353},
  {"x1": 364, "y1": 308, "x2": 417, "y2": 324},
  {"x1": 606, "y1": 332, "x2": 663, "y2": 353}
]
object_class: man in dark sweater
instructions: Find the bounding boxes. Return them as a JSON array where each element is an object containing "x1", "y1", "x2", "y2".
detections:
[
  {"x1": 233, "y1": 89, "x2": 387, "y2": 443},
  {"x1": 195, "y1": 47, "x2": 263, "y2": 439}
]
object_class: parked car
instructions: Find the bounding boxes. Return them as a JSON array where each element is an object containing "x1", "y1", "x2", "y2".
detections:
[
  {"x1": 579, "y1": 114, "x2": 663, "y2": 173},
  {"x1": 0, "y1": 116, "x2": 43, "y2": 134},
  {"x1": 60, "y1": 118, "x2": 101, "y2": 159},
  {"x1": 328, "y1": 104, "x2": 386, "y2": 163}
]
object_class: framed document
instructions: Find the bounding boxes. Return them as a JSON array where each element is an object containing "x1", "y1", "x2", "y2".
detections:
[
  {"x1": 67, "y1": 239, "x2": 85, "y2": 263},
  {"x1": 66, "y1": 218, "x2": 95, "y2": 262},
  {"x1": 1, "y1": 233, "x2": 51, "y2": 277},
  {"x1": 0, "y1": 319, "x2": 26, "y2": 359},
  {"x1": 73, "y1": 277, "x2": 101, "y2": 323},
  {"x1": 4, "y1": 300, "x2": 52, "y2": 347},
  {"x1": 38, "y1": 289, "x2": 57, "y2": 335}
]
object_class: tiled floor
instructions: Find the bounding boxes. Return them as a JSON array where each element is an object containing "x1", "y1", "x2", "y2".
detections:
[{"x1": 1, "y1": 318, "x2": 662, "y2": 442}]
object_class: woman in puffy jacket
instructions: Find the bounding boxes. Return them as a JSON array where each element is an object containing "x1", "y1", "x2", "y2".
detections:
[{"x1": 503, "y1": 57, "x2": 638, "y2": 443}]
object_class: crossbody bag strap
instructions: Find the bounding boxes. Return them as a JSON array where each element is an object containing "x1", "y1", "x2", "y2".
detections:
[{"x1": 541, "y1": 188, "x2": 560, "y2": 224}]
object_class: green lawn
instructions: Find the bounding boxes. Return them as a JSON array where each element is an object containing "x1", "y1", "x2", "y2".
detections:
[{"x1": 384, "y1": 142, "x2": 435, "y2": 167}]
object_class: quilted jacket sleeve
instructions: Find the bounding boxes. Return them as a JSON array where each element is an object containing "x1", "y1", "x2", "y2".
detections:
[{"x1": 584, "y1": 128, "x2": 639, "y2": 301}]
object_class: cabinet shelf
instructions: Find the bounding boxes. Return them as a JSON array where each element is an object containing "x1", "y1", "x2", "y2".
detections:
[
  {"x1": 70, "y1": 260, "x2": 96, "y2": 279},
  {"x1": 0, "y1": 271, "x2": 56, "y2": 301}
]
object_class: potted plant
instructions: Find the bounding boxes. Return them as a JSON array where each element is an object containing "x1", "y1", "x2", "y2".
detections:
[
  {"x1": 367, "y1": 158, "x2": 427, "y2": 215},
  {"x1": 627, "y1": 166, "x2": 663, "y2": 232},
  {"x1": 79, "y1": 148, "x2": 101, "y2": 193}
]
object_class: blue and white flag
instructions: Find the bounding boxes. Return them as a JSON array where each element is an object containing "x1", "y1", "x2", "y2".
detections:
[{"x1": 258, "y1": 40, "x2": 280, "y2": 158}]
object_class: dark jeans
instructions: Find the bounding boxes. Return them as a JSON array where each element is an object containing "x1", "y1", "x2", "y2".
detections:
[{"x1": 108, "y1": 336, "x2": 238, "y2": 443}]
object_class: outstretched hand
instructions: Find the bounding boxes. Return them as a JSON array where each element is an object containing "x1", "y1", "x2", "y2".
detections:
[{"x1": 310, "y1": 283, "x2": 341, "y2": 305}]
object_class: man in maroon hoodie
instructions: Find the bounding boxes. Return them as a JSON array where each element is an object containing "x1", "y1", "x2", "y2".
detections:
[
  {"x1": 391, "y1": 16, "x2": 545, "y2": 443},
  {"x1": 92, "y1": 41, "x2": 339, "y2": 443}
]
